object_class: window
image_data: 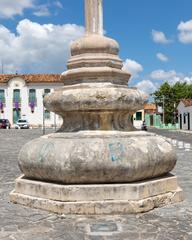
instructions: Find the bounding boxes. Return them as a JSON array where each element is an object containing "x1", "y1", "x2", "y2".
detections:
[
  {"x1": 29, "y1": 89, "x2": 36, "y2": 104},
  {"x1": 44, "y1": 89, "x2": 51, "y2": 95},
  {"x1": 136, "y1": 112, "x2": 142, "y2": 121},
  {"x1": 13, "y1": 89, "x2": 20, "y2": 103},
  {"x1": 17, "y1": 120, "x2": 28, "y2": 123},
  {"x1": 0, "y1": 90, "x2": 5, "y2": 103},
  {"x1": 44, "y1": 110, "x2": 50, "y2": 119}
]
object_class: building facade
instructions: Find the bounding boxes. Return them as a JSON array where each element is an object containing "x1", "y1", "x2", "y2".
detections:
[
  {"x1": 133, "y1": 103, "x2": 162, "y2": 129},
  {"x1": 0, "y1": 74, "x2": 63, "y2": 127},
  {"x1": 144, "y1": 103, "x2": 161, "y2": 128},
  {"x1": 177, "y1": 99, "x2": 192, "y2": 130},
  {"x1": 133, "y1": 109, "x2": 144, "y2": 129}
]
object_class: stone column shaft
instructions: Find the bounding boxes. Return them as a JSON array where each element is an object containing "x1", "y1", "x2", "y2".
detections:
[{"x1": 85, "y1": 0, "x2": 103, "y2": 35}]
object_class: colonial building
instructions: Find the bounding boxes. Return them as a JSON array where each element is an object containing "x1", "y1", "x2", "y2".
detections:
[
  {"x1": 133, "y1": 103, "x2": 162, "y2": 129},
  {"x1": 0, "y1": 74, "x2": 63, "y2": 127},
  {"x1": 177, "y1": 99, "x2": 192, "y2": 130},
  {"x1": 144, "y1": 103, "x2": 161, "y2": 127},
  {"x1": 133, "y1": 109, "x2": 145, "y2": 129}
]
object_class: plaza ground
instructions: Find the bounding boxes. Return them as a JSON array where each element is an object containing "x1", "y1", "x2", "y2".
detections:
[{"x1": 0, "y1": 129, "x2": 192, "y2": 240}]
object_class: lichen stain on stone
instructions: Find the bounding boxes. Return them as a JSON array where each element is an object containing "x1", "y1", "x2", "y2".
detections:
[
  {"x1": 117, "y1": 94, "x2": 127, "y2": 101},
  {"x1": 38, "y1": 142, "x2": 54, "y2": 163},
  {"x1": 109, "y1": 142, "x2": 125, "y2": 162},
  {"x1": 95, "y1": 94, "x2": 107, "y2": 100}
]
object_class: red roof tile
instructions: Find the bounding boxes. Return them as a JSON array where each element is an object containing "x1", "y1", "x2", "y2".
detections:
[
  {"x1": 144, "y1": 103, "x2": 156, "y2": 110},
  {"x1": 181, "y1": 99, "x2": 192, "y2": 107},
  {"x1": 0, "y1": 74, "x2": 62, "y2": 84}
]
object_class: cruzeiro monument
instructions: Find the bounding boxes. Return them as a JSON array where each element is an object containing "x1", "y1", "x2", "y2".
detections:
[{"x1": 10, "y1": 0, "x2": 183, "y2": 214}]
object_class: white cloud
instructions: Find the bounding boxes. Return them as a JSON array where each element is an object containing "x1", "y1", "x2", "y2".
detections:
[
  {"x1": 182, "y1": 76, "x2": 192, "y2": 84},
  {"x1": 54, "y1": 1, "x2": 63, "y2": 9},
  {"x1": 123, "y1": 59, "x2": 143, "y2": 77},
  {"x1": 152, "y1": 30, "x2": 172, "y2": 44},
  {"x1": 135, "y1": 80, "x2": 157, "y2": 95},
  {"x1": 150, "y1": 69, "x2": 177, "y2": 80},
  {"x1": 177, "y1": 19, "x2": 192, "y2": 44},
  {"x1": 0, "y1": 0, "x2": 34, "y2": 18},
  {"x1": 150, "y1": 69, "x2": 192, "y2": 85},
  {"x1": 156, "y1": 53, "x2": 169, "y2": 62},
  {"x1": 168, "y1": 75, "x2": 192, "y2": 85},
  {"x1": 33, "y1": 5, "x2": 51, "y2": 17},
  {"x1": 0, "y1": 19, "x2": 84, "y2": 73},
  {"x1": 178, "y1": 20, "x2": 192, "y2": 31}
]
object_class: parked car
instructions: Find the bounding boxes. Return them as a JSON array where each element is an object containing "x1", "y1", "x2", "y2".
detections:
[
  {"x1": 15, "y1": 119, "x2": 30, "y2": 129},
  {"x1": 0, "y1": 119, "x2": 11, "y2": 129}
]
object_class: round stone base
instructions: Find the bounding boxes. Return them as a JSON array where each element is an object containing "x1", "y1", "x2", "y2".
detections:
[
  {"x1": 18, "y1": 131, "x2": 177, "y2": 184},
  {"x1": 10, "y1": 175, "x2": 183, "y2": 215}
]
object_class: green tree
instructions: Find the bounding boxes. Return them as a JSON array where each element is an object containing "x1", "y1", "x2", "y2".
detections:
[{"x1": 152, "y1": 82, "x2": 192, "y2": 124}]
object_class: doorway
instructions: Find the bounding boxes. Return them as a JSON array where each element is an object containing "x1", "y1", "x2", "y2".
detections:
[
  {"x1": 150, "y1": 115, "x2": 153, "y2": 126},
  {"x1": 180, "y1": 114, "x2": 182, "y2": 129},
  {"x1": 13, "y1": 109, "x2": 21, "y2": 123}
]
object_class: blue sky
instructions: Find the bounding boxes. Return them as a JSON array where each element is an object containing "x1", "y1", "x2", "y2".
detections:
[{"x1": 0, "y1": 0, "x2": 192, "y2": 94}]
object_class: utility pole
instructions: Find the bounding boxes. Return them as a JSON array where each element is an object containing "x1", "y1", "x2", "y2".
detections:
[
  {"x1": 162, "y1": 95, "x2": 165, "y2": 125},
  {"x1": 42, "y1": 94, "x2": 45, "y2": 135},
  {"x1": 173, "y1": 103, "x2": 176, "y2": 125},
  {"x1": 54, "y1": 113, "x2": 57, "y2": 132}
]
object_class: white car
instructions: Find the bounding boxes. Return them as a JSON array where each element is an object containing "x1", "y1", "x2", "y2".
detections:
[{"x1": 15, "y1": 119, "x2": 30, "y2": 129}]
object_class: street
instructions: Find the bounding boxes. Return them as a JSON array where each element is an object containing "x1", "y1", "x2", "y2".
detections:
[
  {"x1": 0, "y1": 129, "x2": 192, "y2": 240},
  {"x1": 149, "y1": 128, "x2": 192, "y2": 145}
]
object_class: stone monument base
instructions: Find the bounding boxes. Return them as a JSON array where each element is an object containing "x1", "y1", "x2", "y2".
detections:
[{"x1": 10, "y1": 174, "x2": 183, "y2": 215}]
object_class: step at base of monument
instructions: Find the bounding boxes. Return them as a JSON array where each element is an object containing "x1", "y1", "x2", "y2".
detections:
[{"x1": 10, "y1": 175, "x2": 183, "y2": 215}]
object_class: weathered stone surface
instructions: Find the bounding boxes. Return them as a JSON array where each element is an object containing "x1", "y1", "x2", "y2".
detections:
[
  {"x1": 18, "y1": 131, "x2": 176, "y2": 184},
  {"x1": 10, "y1": 176, "x2": 183, "y2": 215},
  {"x1": 70, "y1": 35, "x2": 119, "y2": 56},
  {"x1": 10, "y1": 0, "x2": 183, "y2": 215},
  {"x1": 85, "y1": 0, "x2": 103, "y2": 35},
  {"x1": 61, "y1": 67, "x2": 130, "y2": 85},
  {"x1": 0, "y1": 129, "x2": 190, "y2": 239},
  {"x1": 44, "y1": 83, "x2": 146, "y2": 113},
  {"x1": 13, "y1": 174, "x2": 179, "y2": 202},
  {"x1": 44, "y1": 83, "x2": 147, "y2": 131}
]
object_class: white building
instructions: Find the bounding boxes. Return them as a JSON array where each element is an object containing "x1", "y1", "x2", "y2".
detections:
[
  {"x1": 133, "y1": 109, "x2": 144, "y2": 129},
  {"x1": 0, "y1": 74, "x2": 63, "y2": 127},
  {"x1": 177, "y1": 99, "x2": 192, "y2": 130},
  {"x1": 133, "y1": 104, "x2": 158, "y2": 129}
]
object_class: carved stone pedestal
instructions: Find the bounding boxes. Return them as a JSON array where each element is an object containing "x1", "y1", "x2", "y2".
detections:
[{"x1": 10, "y1": 0, "x2": 183, "y2": 214}]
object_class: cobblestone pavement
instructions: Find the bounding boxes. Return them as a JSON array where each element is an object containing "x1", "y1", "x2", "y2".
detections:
[
  {"x1": 149, "y1": 128, "x2": 192, "y2": 145},
  {"x1": 0, "y1": 129, "x2": 192, "y2": 240}
]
